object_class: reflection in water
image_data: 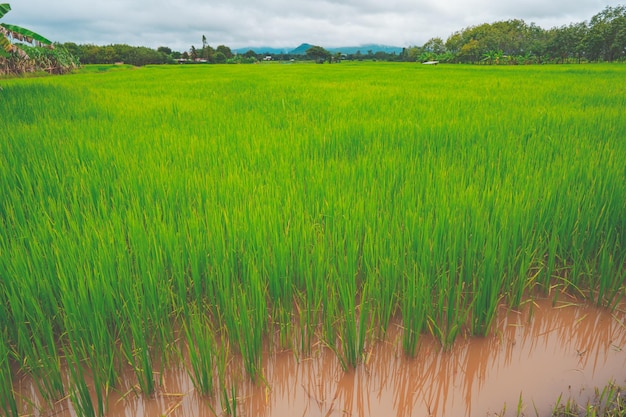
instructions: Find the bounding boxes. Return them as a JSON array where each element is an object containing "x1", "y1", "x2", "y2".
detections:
[{"x1": 16, "y1": 299, "x2": 626, "y2": 416}]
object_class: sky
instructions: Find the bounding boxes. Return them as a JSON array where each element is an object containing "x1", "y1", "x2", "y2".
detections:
[{"x1": 6, "y1": 0, "x2": 619, "y2": 52}]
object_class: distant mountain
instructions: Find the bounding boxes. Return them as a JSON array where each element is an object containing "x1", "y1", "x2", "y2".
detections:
[
  {"x1": 289, "y1": 43, "x2": 315, "y2": 55},
  {"x1": 290, "y1": 43, "x2": 403, "y2": 55},
  {"x1": 233, "y1": 46, "x2": 292, "y2": 55},
  {"x1": 326, "y1": 45, "x2": 404, "y2": 55},
  {"x1": 234, "y1": 43, "x2": 403, "y2": 56}
]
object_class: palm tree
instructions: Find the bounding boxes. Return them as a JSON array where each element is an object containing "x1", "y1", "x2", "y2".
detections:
[{"x1": 1, "y1": 3, "x2": 52, "y2": 59}]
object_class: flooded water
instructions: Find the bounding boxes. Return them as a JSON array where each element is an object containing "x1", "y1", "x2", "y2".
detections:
[{"x1": 15, "y1": 298, "x2": 626, "y2": 416}]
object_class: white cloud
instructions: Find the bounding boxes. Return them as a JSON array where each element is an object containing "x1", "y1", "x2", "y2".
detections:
[{"x1": 6, "y1": 0, "x2": 617, "y2": 51}]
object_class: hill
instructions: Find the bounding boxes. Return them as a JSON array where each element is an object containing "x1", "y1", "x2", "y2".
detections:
[
  {"x1": 233, "y1": 46, "x2": 291, "y2": 55},
  {"x1": 326, "y1": 44, "x2": 403, "y2": 55},
  {"x1": 289, "y1": 43, "x2": 315, "y2": 55},
  {"x1": 234, "y1": 43, "x2": 403, "y2": 56}
]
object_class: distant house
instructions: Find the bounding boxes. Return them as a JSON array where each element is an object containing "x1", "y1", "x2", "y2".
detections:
[{"x1": 263, "y1": 56, "x2": 272, "y2": 61}]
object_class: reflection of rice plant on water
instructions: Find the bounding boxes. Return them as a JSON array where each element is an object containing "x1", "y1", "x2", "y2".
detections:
[{"x1": 0, "y1": 62, "x2": 625, "y2": 416}]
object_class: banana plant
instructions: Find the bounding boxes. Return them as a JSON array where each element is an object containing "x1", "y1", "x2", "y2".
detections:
[{"x1": 1, "y1": 3, "x2": 52, "y2": 59}]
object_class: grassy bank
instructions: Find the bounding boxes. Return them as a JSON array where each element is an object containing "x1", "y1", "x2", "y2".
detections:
[{"x1": 1, "y1": 62, "x2": 625, "y2": 416}]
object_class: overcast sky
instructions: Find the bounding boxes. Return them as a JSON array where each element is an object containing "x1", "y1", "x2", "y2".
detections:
[{"x1": 7, "y1": 0, "x2": 619, "y2": 52}]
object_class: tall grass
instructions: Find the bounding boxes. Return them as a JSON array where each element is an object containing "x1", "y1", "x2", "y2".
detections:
[{"x1": 0, "y1": 63, "x2": 625, "y2": 415}]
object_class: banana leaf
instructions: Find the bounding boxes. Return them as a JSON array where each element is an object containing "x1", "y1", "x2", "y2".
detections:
[
  {"x1": 1, "y1": 23, "x2": 52, "y2": 46},
  {"x1": 0, "y1": 4, "x2": 10, "y2": 20}
]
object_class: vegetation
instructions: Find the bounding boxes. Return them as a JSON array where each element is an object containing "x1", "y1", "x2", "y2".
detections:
[
  {"x1": 0, "y1": 3, "x2": 51, "y2": 57},
  {"x1": 305, "y1": 45, "x2": 333, "y2": 63},
  {"x1": 505, "y1": 381, "x2": 626, "y2": 417},
  {"x1": 405, "y1": 5, "x2": 626, "y2": 63},
  {"x1": 0, "y1": 62, "x2": 625, "y2": 416},
  {"x1": 63, "y1": 42, "x2": 170, "y2": 66},
  {"x1": 0, "y1": 3, "x2": 77, "y2": 75}
]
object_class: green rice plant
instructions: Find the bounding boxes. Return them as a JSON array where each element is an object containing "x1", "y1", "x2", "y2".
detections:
[
  {"x1": 577, "y1": 381, "x2": 626, "y2": 417},
  {"x1": 400, "y1": 265, "x2": 429, "y2": 356},
  {"x1": 364, "y1": 229, "x2": 399, "y2": 339},
  {"x1": 0, "y1": 63, "x2": 625, "y2": 409},
  {"x1": 215, "y1": 336, "x2": 231, "y2": 394},
  {"x1": 128, "y1": 320, "x2": 155, "y2": 396},
  {"x1": 65, "y1": 340, "x2": 96, "y2": 417},
  {"x1": 517, "y1": 392, "x2": 525, "y2": 417},
  {"x1": 590, "y1": 237, "x2": 625, "y2": 310},
  {"x1": 54, "y1": 245, "x2": 121, "y2": 415},
  {"x1": 221, "y1": 384, "x2": 238, "y2": 416},
  {"x1": 183, "y1": 308, "x2": 216, "y2": 396},
  {"x1": 505, "y1": 382, "x2": 626, "y2": 417},
  {"x1": 68, "y1": 379, "x2": 96, "y2": 417},
  {"x1": 0, "y1": 335, "x2": 17, "y2": 417},
  {"x1": 470, "y1": 235, "x2": 504, "y2": 337},
  {"x1": 295, "y1": 230, "x2": 326, "y2": 355},
  {"x1": 2, "y1": 266, "x2": 65, "y2": 403},
  {"x1": 425, "y1": 215, "x2": 472, "y2": 348},
  {"x1": 335, "y1": 264, "x2": 361, "y2": 368},
  {"x1": 321, "y1": 282, "x2": 344, "y2": 368},
  {"x1": 216, "y1": 257, "x2": 267, "y2": 381}
]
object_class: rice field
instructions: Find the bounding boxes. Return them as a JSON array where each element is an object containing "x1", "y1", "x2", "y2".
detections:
[{"x1": 0, "y1": 62, "x2": 625, "y2": 416}]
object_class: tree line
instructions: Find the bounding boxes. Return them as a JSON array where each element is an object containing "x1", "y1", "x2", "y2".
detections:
[{"x1": 403, "y1": 5, "x2": 626, "y2": 64}]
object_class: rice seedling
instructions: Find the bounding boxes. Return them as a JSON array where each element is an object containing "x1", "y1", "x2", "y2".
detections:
[{"x1": 0, "y1": 62, "x2": 624, "y2": 415}]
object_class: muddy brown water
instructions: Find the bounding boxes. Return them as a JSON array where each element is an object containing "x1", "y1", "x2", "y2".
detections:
[{"x1": 14, "y1": 298, "x2": 626, "y2": 417}]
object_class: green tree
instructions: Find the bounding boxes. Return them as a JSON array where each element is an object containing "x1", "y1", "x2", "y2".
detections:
[
  {"x1": 423, "y1": 37, "x2": 446, "y2": 56},
  {"x1": 305, "y1": 45, "x2": 331, "y2": 63},
  {"x1": 62, "y1": 42, "x2": 82, "y2": 58},
  {"x1": 523, "y1": 22, "x2": 548, "y2": 63},
  {"x1": 67, "y1": 43, "x2": 166, "y2": 66},
  {"x1": 243, "y1": 49, "x2": 257, "y2": 58},
  {"x1": 445, "y1": 32, "x2": 464, "y2": 57},
  {"x1": 214, "y1": 51, "x2": 226, "y2": 63},
  {"x1": 125, "y1": 46, "x2": 168, "y2": 66},
  {"x1": 216, "y1": 44, "x2": 233, "y2": 59},
  {"x1": 458, "y1": 39, "x2": 480, "y2": 63},
  {"x1": 157, "y1": 46, "x2": 172, "y2": 55},
  {"x1": 202, "y1": 45, "x2": 215, "y2": 62},
  {"x1": 585, "y1": 5, "x2": 626, "y2": 61},
  {"x1": 547, "y1": 23, "x2": 587, "y2": 63}
]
